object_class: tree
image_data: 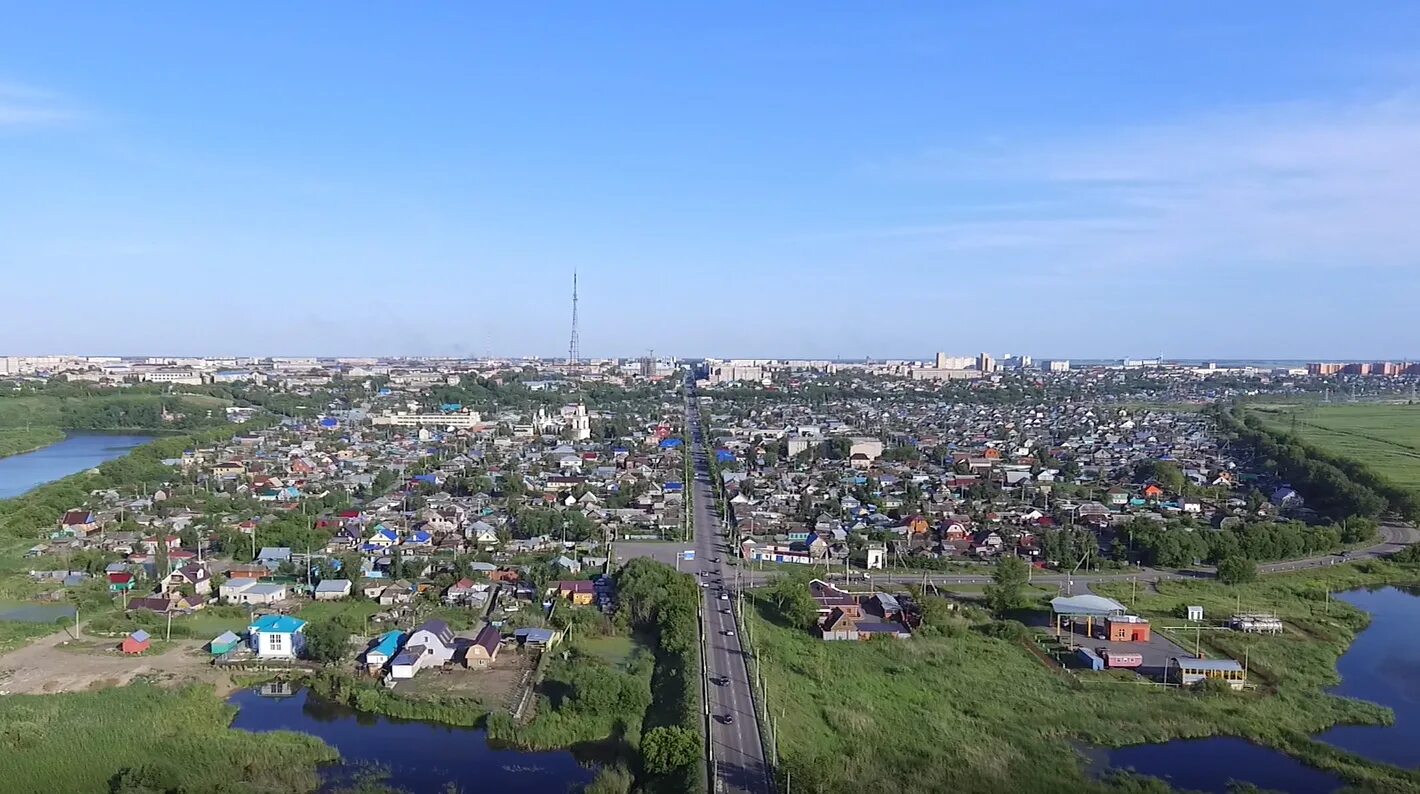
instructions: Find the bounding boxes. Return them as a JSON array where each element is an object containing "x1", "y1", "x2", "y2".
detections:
[
  {"x1": 641, "y1": 726, "x2": 701, "y2": 776},
  {"x1": 1216, "y1": 556, "x2": 1257, "y2": 586},
  {"x1": 765, "y1": 575, "x2": 819, "y2": 629},
  {"x1": 303, "y1": 620, "x2": 351, "y2": 663},
  {"x1": 984, "y1": 556, "x2": 1030, "y2": 613}
]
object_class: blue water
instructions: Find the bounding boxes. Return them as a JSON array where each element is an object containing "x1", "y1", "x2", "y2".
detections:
[
  {"x1": 0, "y1": 433, "x2": 153, "y2": 499},
  {"x1": 1106, "y1": 737, "x2": 1343, "y2": 792},
  {"x1": 1316, "y1": 586, "x2": 1420, "y2": 767},
  {"x1": 229, "y1": 687, "x2": 595, "y2": 793},
  {"x1": 1100, "y1": 586, "x2": 1420, "y2": 790}
]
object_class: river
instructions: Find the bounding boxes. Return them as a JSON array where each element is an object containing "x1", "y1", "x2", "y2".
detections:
[
  {"x1": 0, "y1": 433, "x2": 155, "y2": 499},
  {"x1": 1099, "y1": 586, "x2": 1420, "y2": 791},
  {"x1": 229, "y1": 686, "x2": 596, "y2": 793}
]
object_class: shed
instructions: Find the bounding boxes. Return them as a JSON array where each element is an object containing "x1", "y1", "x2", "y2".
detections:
[
  {"x1": 1076, "y1": 647, "x2": 1105, "y2": 671},
  {"x1": 122, "y1": 629, "x2": 151, "y2": 655},
  {"x1": 1186, "y1": 605, "x2": 1204, "y2": 622},
  {"x1": 209, "y1": 630, "x2": 241, "y2": 656}
]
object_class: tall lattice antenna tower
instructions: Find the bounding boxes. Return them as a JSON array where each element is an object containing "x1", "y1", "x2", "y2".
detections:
[{"x1": 567, "y1": 270, "x2": 580, "y2": 366}]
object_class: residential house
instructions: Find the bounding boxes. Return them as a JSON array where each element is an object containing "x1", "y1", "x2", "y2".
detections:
[
  {"x1": 314, "y1": 579, "x2": 353, "y2": 600},
  {"x1": 461, "y1": 623, "x2": 501, "y2": 668},
  {"x1": 557, "y1": 580, "x2": 595, "y2": 605},
  {"x1": 249, "y1": 614, "x2": 306, "y2": 659},
  {"x1": 363, "y1": 630, "x2": 406, "y2": 670},
  {"x1": 390, "y1": 619, "x2": 457, "y2": 679},
  {"x1": 222, "y1": 579, "x2": 288, "y2": 605}
]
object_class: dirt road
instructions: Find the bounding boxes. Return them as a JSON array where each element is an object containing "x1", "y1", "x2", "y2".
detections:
[{"x1": 0, "y1": 626, "x2": 222, "y2": 695}]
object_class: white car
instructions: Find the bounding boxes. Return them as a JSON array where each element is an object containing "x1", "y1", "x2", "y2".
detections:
[
  {"x1": 719, "y1": 593, "x2": 729, "y2": 601},
  {"x1": 723, "y1": 629, "x2": 735, "y2": 637}
]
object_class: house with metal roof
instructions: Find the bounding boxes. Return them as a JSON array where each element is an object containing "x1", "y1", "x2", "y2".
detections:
[
  {"x1": 363, "y1": 630, "x2": 405, "y2": 670},
  {"x1": 248, "y1": 614, "x2": 307, "y2": 658}
]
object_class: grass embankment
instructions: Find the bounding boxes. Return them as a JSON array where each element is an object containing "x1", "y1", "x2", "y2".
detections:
[
  {"x1": 750, "y1": 562, "x2": 1420, "y2": 794},
  {"x1": 0, "y1": 683, "x2": 335, "y2": 793},
  {"x1": 0, "y1": 426, "x2": 65, "y2": 458},
  {"x1": 1251, "y1": 403, "x2": 1420, "y2": 497}
]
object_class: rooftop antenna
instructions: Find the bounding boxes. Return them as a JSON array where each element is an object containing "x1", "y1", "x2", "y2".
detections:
[{"x1": 567, "y1": 270, "x2": 580, "y2": 368}]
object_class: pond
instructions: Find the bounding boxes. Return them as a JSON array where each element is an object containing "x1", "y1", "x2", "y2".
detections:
[
  {"x1": 229, "y1": 686, "x2": 596, "y2": 793},
  {"x1": 0, "y1": 602, "x2": 76, "y2": 623},
  {"x1": 1102, "y1": 736, "x2": 1344, "y2": 793},
  {"x1": 1095, "y1": 586, "x2": 1420, "y2": 790},
  {"x1": 1316, "y1": 586, "x2": 1420, "y2": 767},
  {"x1": 0, "y1": 433, "x2": 155, "y2": 499}
]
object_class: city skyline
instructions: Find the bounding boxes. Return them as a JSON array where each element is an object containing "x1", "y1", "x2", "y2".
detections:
[{"x1": 4, "y1": 4, "x2": 1420, "y2": 358}]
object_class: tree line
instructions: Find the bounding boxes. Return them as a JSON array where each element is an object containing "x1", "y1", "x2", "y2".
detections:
[{"x1": 1213, "y1": 405, "x2": 1420, "y2": 521}]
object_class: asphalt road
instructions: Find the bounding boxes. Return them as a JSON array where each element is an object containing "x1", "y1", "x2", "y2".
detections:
[{"x1": 686, "y1": 391, "x2": 773, "y2": 794}]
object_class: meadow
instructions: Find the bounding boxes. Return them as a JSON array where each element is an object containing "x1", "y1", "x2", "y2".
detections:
[
  {"x1": 1249, "y1": 403, "x2": 1420, "y2": 495},
  {"x1": 748, "y1": 562, "x2": 1420, "y2": 794}
]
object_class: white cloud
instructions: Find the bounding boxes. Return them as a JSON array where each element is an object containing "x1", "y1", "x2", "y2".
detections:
[
  {"x1": 856, "y1": 97, "x2": 1420, "y2": 274},
  {"x1": 0, "y1": 80, "x2": 80, "y2": 127}
]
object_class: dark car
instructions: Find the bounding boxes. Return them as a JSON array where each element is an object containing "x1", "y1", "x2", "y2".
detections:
[{"x1": 721, "y1": 713, "x2": 735, "y2": 724}]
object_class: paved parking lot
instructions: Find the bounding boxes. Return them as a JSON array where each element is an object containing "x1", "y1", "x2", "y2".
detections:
[
  {"x1": 1051, "y1": 619, "x2": 1190, "y2": 681},
  {"x1": 612, "y1": 540, "x2": 691, "y2": 569}
]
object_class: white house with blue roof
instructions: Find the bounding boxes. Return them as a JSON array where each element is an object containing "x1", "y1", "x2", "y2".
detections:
[{"x1": 248, "y1": 614, "x2": 307, "y2": 659}]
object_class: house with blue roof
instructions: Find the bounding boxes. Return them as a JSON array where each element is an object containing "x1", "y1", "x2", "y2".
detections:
[
  {"x1": 367, "y1": 526, "x2": 399, "y2": 547},
  {"x1": 248, "y1": 614, "x2": 307, "y2": 659},
  {"x1": 363, "y1": 630, "x2": 406, "y2": 670}
]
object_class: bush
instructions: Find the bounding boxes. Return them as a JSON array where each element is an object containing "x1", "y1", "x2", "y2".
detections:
[
  {"x1": 1190, "y1": 677, "x2": 1236, "y2": 696},
  {"x1": 979, "y1": 620, "x2": 1030, "y2": 642}
]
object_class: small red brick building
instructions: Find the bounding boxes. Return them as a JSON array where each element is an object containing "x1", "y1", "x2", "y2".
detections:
[{"x1": 1105, "y1": 616, "x2": 1151, "y2": 643}]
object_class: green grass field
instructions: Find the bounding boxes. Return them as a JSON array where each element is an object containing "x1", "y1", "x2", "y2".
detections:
[
  {"x1": 0, "y1": 683, "x2": 335, "y2": 792},
  {"x1": 1250, "y1": 403, "x2": 1420, "y2": 495},
  {"x1": 0, "y1": 426, "x2": 65, "y2": 458},
  {"x1": 749, "y1": 562, "x2": 1420, "y2": 794}
]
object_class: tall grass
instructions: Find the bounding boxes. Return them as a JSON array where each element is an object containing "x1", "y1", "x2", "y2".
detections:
[
  {"x1": 0, "y1": 683, "x2": 335, "y2": 793},
  {"x1": 748, "y1": 563, "x2": 1420, "y2": 794}
]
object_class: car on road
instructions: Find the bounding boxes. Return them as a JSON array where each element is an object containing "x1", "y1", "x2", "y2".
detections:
[
  {"x1": 719, "y1": 593, "x2": 729, "y2": 600},
  {"x1": 722, "y1": 629, "x2": 735, "y2": 637},
  {"x1": 700, "y1": 582, "x2": 709, "y2": 588},
  {"x1": 712, "y1": 676, "x2": 729, "y2": 686},
  {"x1": 720, "y1": 607, "x2": 731, "y2": 614},
  {"x1": 720, "y1": 714, "x2": 735, "y2": 725}
]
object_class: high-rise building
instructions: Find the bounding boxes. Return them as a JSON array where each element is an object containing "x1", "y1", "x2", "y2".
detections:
[
  {"x1": 1040, "y1": 360, "x2": 1070, "y2": 372},
  {"x1": 976, "y1": 352, "x2": 994, "y2": 373}
]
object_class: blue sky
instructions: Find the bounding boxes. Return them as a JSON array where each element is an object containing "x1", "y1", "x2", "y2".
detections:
[{"x1": 2, "y1": 4, "x2": 1418, "y2": 359}]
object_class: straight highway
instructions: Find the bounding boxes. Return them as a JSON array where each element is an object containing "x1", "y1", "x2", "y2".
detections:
[{"x1": 686, "y1": 386, "x2": 772, "y2": 794}]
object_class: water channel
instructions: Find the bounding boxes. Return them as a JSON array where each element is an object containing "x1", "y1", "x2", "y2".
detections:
[
  {"x1": 1100, "y1": 586, "x2": 1420, "y2": 792},
  {"x1": 229, "y1": 686, "x2": 596, "y2": 793},
  {"x1": 0, "y1": 432, "x2": 155, "y2": 499}
]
